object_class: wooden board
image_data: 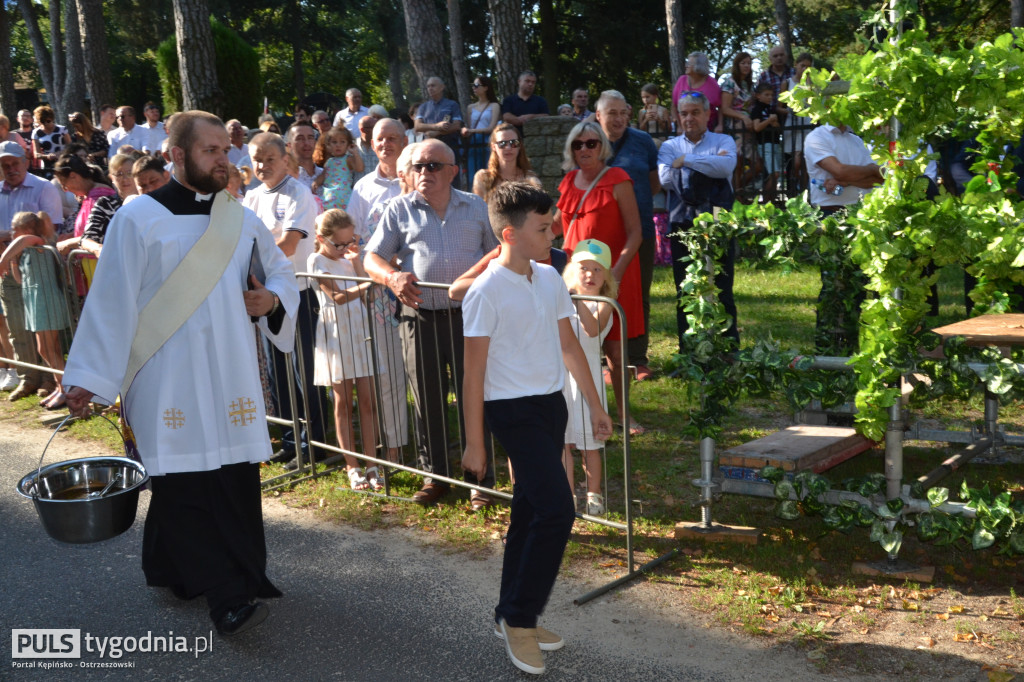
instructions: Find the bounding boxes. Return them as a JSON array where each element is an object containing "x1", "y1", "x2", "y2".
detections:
[
  {"x1": 719, "y1": 425, "x2": 875, "y2": 473},
  {"x1": 851, "y1": 561, "x2": 935, "y2": 583},
  {"x1": 931, "y1": 314, "x2": 1024, "y2": 347},
  {"x1": 675, "y1": 522, "x2": 759, "y2": 544}
]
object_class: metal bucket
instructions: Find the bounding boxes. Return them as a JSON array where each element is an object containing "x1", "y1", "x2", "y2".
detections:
[{"x1": 16, "y1": 414, "x2": 148, "y2": 544}]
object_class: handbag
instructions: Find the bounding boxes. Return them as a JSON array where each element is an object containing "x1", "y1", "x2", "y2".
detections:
[{"x1": 119, "y1": 191, "x2": 244, "y2": 396}]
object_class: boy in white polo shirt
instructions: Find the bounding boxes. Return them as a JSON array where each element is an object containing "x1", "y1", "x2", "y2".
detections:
[{"x1": 461, "y1": 182, "x2": 613, "y2": 675}]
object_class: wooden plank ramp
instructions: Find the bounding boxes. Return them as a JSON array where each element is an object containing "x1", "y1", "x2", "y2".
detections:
[{"x1": 720, "y1": 425, "x2": 876, "y2": 474}]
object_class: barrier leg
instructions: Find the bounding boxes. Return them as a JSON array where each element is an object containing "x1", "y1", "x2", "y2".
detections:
[{"x1": 675, "y1": 437, "x2": 759, "y2": 543}]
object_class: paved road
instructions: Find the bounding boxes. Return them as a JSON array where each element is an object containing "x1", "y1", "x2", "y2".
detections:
[{"x1": 2, "y1": 424, "x2": 842, "y2": 681}]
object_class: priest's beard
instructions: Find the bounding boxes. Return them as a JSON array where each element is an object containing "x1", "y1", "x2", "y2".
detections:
[{"x1": 183, "y1": 156, "x2": 228, "y2": 195}]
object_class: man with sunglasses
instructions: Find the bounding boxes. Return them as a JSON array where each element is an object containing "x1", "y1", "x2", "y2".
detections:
[
  {"x1": 657, "y1": 91, "x2": 739, "y2": 352},
  {"x1": 364, "y1": 139, "x2": 499, "y2": 508},
  {"x1": 107, "y1": 106, "x2": 149, "y2": 160}
]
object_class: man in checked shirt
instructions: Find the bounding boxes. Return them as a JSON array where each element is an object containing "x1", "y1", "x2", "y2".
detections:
[{"x1": 364, "y1": 139, "x2": 499, "y2": 508}]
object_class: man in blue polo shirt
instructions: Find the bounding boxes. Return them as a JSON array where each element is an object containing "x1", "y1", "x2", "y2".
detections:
[
  {"x1": 595, "y1": 90, "x2": 659, "y2": 380},
  {"x1": 414, "y1": 77, "x2": 464, "y2": 153},
  {"x1": 501, "y1": 71, "x2": 549, "y2": 130}
]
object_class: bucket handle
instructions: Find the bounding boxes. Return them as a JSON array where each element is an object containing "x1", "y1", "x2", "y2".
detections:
[{"x1": 33, "y1": 413, "x2": 128, "y2": 500}]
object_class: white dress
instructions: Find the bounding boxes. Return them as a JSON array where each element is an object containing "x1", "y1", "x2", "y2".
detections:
[
  {"x1": 62, "y1": 187, "x2": 299, "y2": 476},
  {"x1": 563, "y1": 301, "x2": 611, "y2": 450},
  {"x1": 308, "y1": 252, "x2": 374, "y2": 385}
]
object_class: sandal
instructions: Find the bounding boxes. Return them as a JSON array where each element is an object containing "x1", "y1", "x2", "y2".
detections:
[
  {"x1": 364, "y1": 466, "x2": 384, "y2": 492},
  {"x1": 43, "y1": 390, "x2": 66, "y2": 410},
  {"x1": 347, "y1": 467, "x2": 369, "y2": 491},
  {"x1": 627, "y1": 421, "x2": 648, "y2": 436}
]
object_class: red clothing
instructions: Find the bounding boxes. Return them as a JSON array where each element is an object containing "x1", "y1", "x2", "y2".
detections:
[{"x1": 558, "y1": 166, "x2": 644, "y2": 340}]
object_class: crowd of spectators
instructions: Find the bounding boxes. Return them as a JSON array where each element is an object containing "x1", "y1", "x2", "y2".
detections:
[{"x1": 0, "y1": 45, "x2": 879, "y2": 507}]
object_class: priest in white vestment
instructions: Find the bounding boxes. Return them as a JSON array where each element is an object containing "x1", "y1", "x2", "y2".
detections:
[{"x1": 64, "y1": 111, "x2": 299, "y2": 637}]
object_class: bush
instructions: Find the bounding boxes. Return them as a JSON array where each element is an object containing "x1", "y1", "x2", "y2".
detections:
[{"x1": 154, "y1": 16, "x2": 261, "y2": 121}]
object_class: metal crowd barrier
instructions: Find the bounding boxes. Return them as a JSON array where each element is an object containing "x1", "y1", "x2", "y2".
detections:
[
  {"x1": 0, "y1": 253, "x2": 671, "y2": 602},
  {"x1": 262, "y1": 271, "x2": 675, "y2": 603}
]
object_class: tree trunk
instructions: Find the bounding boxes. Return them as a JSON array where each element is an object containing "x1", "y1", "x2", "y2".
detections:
[
  {"x1": 387, "y1": 57, "x2": 407, "y2": 109},
  {"x1": 76, "y1": 0, "x2": 116, "y2": 121},
  {"x1": 447, "y1": 0, "x2": 471, "y2": 111},
  {"x1": 289, "y1": 0, "x2": 305, "y2": 102},
  {"x1": 0, "y1": 7, "x2": 17, "y2": 116},
  {"x1": 665, "y1": 0, "x2": 685, "y2": 84},
  {"x1": 49, "y1": 0, "x2": 65, "y2": 111},
  {"x1": 1013, "y1": 0, "x2": 1024, "y2": 28},
  {"x1": 60, "y1": 0, "x2": 87, "y2": 119},
  {"x1": 538, "y1": 0, "x2": 558, "y2": 108},
  {"x1": 401, "y1": 0, "x2": 454, "y2": 98},
  {"x1": 489, "y1": 0, "x2": 528, "y2": 99},
  {"x1": 774, "y1": 0, "x2": 793, "y2": 63},
  {"x1": 171, "y1": 0, "x2": 222, "y2": 115},
  {"x1": 17, "y1": 0, "x2": 55, "y2": 107}
]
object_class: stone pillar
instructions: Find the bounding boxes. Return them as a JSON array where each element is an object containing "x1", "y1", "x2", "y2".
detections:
[{"x1": 523, "y1": 116, "x2": 578, "y2": 198}]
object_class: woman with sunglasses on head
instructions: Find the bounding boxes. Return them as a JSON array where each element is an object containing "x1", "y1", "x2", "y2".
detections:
[
  {"x1": 472, "y1": 123, "x2": 540, "y2": 202},
  {"x1": 553, "y1": 121, "x2": 645, "y2": 435},
  {"x1": 31, "y1": 106, "x2": 72, "y2": 170},
  {"x1": 68, "y1": 112, "x2": 110, "y2": 167},
  {"x1": 463, "y1": 75, "x2": 501, "y2": 181}
]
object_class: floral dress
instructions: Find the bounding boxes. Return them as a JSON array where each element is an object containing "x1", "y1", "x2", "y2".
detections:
[{"x1": 319, "y1": 153, "x2": 356, "y2": 210}]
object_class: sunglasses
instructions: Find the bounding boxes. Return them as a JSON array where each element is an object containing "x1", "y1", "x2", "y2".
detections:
[
  {"x1": 410, "y1": 161, "x2": 451, "y2": 173},
  {"x1": 328, "y1": 238, "x2": 356, "y2": 250},
  {"x1": 495, "y1": 139, "x2": 521, "y2": 149},
  {"x1": 571, "y1": 139, "x2": 601, "y2": 151},
  {"x1": 472, "y1": 82, "x2": 482, "y2": 88}
]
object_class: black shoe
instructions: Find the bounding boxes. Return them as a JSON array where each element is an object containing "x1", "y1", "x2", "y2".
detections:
[
  {"x1": 269, "y1": 449, "x2": 292, "y2": 464},
  {"x1": 215, "y1": 602, "x2": 269, "y2": 636},
  {"x1": 283, "y1": 449, "x2": 328, "y2": 471}
]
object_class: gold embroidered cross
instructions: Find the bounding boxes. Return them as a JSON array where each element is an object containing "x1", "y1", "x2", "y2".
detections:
[
  {"x1": 163, "y1": 408, "x2": 185, "y2": 429},
  {"x1": 229, "y1": 397, "x2": 257, "y2": 426}
]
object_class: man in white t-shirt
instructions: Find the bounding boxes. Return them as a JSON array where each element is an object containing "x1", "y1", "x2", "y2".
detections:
[
  {"x1": 140, "y1": 102, "x2": 168, "y2": 154},
  {"x1": 804, "y1": 123, "x2": 882, "y2": 213},
  {"x1": 333, "y1": 88, "x2": 369, "y2": 137},
  {"x1": 285, "y1": 122, "x2": 322, "y2": 190},
  {"x1": 244, "y1": 132, "x2": 327, "y2": 468},
  {"x1": 226, "y1": 119, "x2": 251, "y2": 169},
  {"x1": 107, "y1": 106, "x2": 150, "y2": 159}
]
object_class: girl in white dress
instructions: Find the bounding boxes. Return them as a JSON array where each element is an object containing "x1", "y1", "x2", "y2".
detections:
[
  {"x1": 561, "y1": 238, "x2": 617, "y2": 516},
  {"x1": 308, "y1": 209, "x2": 382, "y2": 491}
]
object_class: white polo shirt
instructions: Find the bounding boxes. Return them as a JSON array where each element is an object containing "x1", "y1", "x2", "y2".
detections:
[
  {"x1": 107, "y1": 125, "x2": 150, "y2": 159},
  {"x1": 805, "y1": 124, "x2": 877, "y2": 207},
  {"x1": 243, "y1": 175, "x2": 317, "y2": 290},
  {"x1": 462, "y1": 259, "x2": 575, "y2": 402}
]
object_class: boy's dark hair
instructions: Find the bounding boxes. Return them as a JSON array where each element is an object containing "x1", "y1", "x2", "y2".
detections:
[
  {"x1": 487, "y1": 182, "x2": 553, "y2": 240},
  {"x1": 755, "y1": 81, "x2": 774, "y2": 94},
  {"x1": 132, "y1": 154, "x2": 166, "y2": 177}
]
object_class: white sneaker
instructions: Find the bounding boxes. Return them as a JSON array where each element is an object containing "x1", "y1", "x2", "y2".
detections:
[
  {"x1": 586, "y1": 492, "x2": 605, "y2": 516},
  {"x1": 0, "y1": 369, "x2": 19, "y2": 391}
]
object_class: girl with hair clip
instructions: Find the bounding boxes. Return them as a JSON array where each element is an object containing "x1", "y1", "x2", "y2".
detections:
[
  {"x1": 308, "y1": 209, "x2": 383, "y2": 492},
  {"x1": 561, "y1": 238, "x2": 617, "y2": 516},
  {"x1": 311, "y1": 126, "x2": 364, "y2": 210},
  {"x1": 0, "y1": 212, "x2": 70, "y2": 408}
]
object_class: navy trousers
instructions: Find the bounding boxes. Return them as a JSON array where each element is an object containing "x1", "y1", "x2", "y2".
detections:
[{"x1": 486, "y1": 391, "x2": 575, "y2": 629}]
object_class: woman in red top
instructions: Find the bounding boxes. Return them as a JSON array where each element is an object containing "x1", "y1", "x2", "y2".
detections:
[{"x1": 554, "y1": 121, "x2": 645, "y2": 434}]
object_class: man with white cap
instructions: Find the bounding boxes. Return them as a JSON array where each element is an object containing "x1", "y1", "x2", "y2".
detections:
[{"x1": 0, "y1": 141, "x2": 63, "y2": 399}]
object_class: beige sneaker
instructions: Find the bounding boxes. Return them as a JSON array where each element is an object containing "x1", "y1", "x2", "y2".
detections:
[
  {"x1": 494, "y1": 621, "x2": 564, "y2": 651},
  {"x1": 498, "y1": 618, "x2": 544, "y2": 675}
]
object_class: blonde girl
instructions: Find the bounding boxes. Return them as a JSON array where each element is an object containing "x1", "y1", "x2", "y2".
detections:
[
  {"x1": 311, "y1": 126, "x2": 364, "y2": 210},
  {"x1": 0, "y1": 212, "x2": 70, "y2": 408},
  {"x1": 561, "y1": 238, "x2": 617, "y2": 515},
  {"x1": 307, "y1": 209, "x2": 382, "y2": 491}
]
